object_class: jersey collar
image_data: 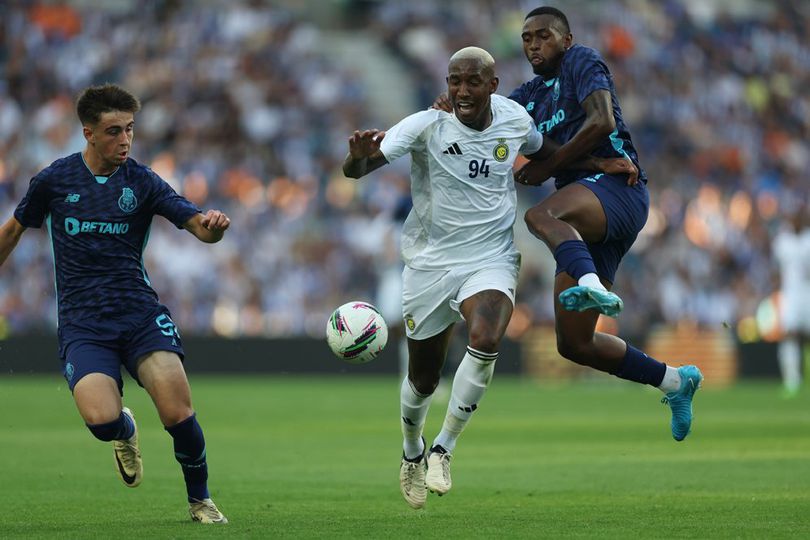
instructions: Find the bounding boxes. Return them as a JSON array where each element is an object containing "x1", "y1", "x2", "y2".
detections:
[{"x1": 80, "y1": 152, "x2": 120, "y2": 184}]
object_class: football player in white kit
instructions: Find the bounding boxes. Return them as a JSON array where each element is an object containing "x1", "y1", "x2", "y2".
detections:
[
  {"x1": 773, "y1": 208, "x2": 810, "y2": 397},
  {"x1": 344, "y1": 46, "x2": 632, "y2": 509}
]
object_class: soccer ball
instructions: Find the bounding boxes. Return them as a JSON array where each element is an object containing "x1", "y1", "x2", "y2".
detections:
[{"x1": 326, "y1": 301, "x2": 388, "y2": 364}]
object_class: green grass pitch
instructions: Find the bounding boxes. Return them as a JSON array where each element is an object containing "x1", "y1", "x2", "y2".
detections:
[{"x1": 1, "y1": 375, "x2": 809, "y2": 538}]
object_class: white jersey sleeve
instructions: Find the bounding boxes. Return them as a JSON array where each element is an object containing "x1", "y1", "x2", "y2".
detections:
[
  {"x1": 520, "y1": 117, "x2": 543, "y2": 155},
  {"x1": 379, "y1": 109, "x2": 440, "y2": 163}
]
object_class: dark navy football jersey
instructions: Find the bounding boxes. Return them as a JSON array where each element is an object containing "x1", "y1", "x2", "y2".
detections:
[
  {"x1": 508, "y1": 44, "x2": 647, "y2": 189},
  {"x1": 14, "y1": 153, "x2": 200, "y2": 326}
]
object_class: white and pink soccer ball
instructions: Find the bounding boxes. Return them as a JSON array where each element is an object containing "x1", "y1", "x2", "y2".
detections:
[{"x1": 326, "y1": 301, "x2": 388, "y2": 364}]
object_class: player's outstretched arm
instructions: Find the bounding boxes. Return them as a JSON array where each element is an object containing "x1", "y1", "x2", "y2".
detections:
[
  {"x1": 517, "y1": 143, "x2": 638, "y2": 186},
  {"x1": 182, "y1": 210, "x2": 230, "y2": 244},
  {"x1": 0, "y1": 217, "x2": 26, "y2": 267},
  {"x1": 343, "y1": 129, "x2": 389, "y2": 179}
]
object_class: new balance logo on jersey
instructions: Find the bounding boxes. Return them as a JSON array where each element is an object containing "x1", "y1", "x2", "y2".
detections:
[
  {"x1": 65, "y1": 194, "x2": 80, "y2": 203},
  {"x1": 442, "y1": 143, "x2": 463, "y2": 155}
]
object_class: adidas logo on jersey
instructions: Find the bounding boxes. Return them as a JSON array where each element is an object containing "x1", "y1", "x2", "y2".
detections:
[{"x1": 442, "y1": 143, "x2": 463, "y2": 155}]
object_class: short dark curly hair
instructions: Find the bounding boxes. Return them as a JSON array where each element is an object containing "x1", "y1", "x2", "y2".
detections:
[
  {"x1": 525, "y1": 6, "x2": 571, "y2": 34},
  {"x1": 76, "y1": 84, "x2": 141, "y2": 126}
]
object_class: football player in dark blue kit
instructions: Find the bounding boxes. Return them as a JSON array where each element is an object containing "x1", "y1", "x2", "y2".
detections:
[
  {"x1": 0, "y1": 84, "x2": 229, "y2": 522},
  {"x1": 513, "y1": 7, "x2": 703, "y2": 440}
]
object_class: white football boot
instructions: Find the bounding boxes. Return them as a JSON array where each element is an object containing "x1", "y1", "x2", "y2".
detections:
[
  {"x1": 425, "y1": 446, "x2": 452, "y2": 495},
  {"x1": 112, "y1": 407, "x2": 142, "y2": 488},
  {"x1": 189, "y1": 498, "x2": 228, "y2": 524},
  {"x1": 399, "y1": 452, "x2": 427, "y2": 509}
]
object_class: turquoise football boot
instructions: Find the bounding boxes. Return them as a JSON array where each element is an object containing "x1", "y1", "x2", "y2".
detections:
[
  {"x1": 662, "y1": 365, "x2": 704, "y2": 441},
  {"x1": 558, "y1": 285, "x2": 624, "y2": 317}
]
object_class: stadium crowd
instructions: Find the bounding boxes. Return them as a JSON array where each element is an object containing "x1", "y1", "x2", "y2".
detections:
[{"x1": 0, "y1": 0, "x2": 807, "y2": 340}]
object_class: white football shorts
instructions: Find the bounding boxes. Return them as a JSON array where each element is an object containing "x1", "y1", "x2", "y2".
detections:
[
  {"x1": 401, "y1": 256, "x2": 520, "y2": 340},
  {"x1": 781, "y1": 288, "x2": 810, "y2": 333}
]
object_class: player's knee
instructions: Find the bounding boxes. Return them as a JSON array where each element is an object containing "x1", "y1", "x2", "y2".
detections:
[
  {"x1": 524, "y1": 206, "x2": 558, "y2": 238},
  {"x1": 556, "y1": 339, "x2": 592, "y2": 366},
  {"x1": 524, "y1": 207, "x2": 545, "y2": 233},
  {"x1": 159, "y1": 405, "x2": 194, "y2": 427},
  {"x1": 85, "y1": 413, "x2": 126, "y2": 441},
  {"x1": 409, "y1": 373, "x2": 440, "y2": 396},
  {"x1": 82, "y1": 408, "x2": 120, "y2": 427},
  {"x1": 468, "y1": 328, "x2": 500, "y2": 354}
]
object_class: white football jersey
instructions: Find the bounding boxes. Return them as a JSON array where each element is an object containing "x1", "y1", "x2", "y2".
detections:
[
  {"x1": 380, "y1": 94, "x2": 543, "y2": 270},
  {"x1": 774, "y1": 227, "x2": 810, "y2": 331}
]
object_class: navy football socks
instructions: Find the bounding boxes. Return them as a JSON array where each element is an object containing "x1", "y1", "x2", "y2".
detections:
[
  {"x1": 554, "y1": 240, "x2": 598, "y2": 280},
  {"x1": 87, "y1": 410, "x2": 135, "y2": 441},
  {"x1": 612, "y1": 345, "x2": 667, "y2": 387},
  {"x1": 166, "y1": 413, "x2": 210, "y2": 502}
]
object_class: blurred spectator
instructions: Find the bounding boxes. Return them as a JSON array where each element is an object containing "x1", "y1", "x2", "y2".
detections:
[{"x1": 772, "y1": 205, "x2": 810, "y2": 396}]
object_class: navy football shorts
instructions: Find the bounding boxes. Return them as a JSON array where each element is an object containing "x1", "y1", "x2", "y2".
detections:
[
  {"x1": 556, "y1": 172, "x2": 649, "y2": 285},
  {"x1": 58, "y1": 304, "x2": 185, "y2": 394}
]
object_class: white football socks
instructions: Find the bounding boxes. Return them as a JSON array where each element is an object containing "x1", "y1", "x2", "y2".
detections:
[
  {"x1": 432, "y1": 347, "x2": 497, "y2": 453},
  {"x1": 578, "y1": 272, "x2": 605, "y2": 291},
  {"x1": 400, "y1": 377, "x2": 431, "y2": 460},
  {"x1": 779, "y1": 339, "x2": 801, "y2": 393},
  {"x1": 658, "y1": 365, "x2": 683, "y2": 393}
]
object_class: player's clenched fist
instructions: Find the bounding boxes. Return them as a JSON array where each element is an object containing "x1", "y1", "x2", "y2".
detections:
[{"x1": 201, "y1": 210, "x2": 230, "y2": 231}]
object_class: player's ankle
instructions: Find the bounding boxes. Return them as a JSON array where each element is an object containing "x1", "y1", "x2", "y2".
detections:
[
  {"x1": 577, "y1": 273, "x2": 604, "y2": 290},
  {"x1": 658, "y1": 365, "x2": 682, "y2": 393}
]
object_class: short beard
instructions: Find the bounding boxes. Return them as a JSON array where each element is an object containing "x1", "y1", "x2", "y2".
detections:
[
  {"x1": 532, "y1": 65, "x2": 553, "y2": 77},
  {"x1": 532, "y1": 55, "x2": 562, "y2": 78}
]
